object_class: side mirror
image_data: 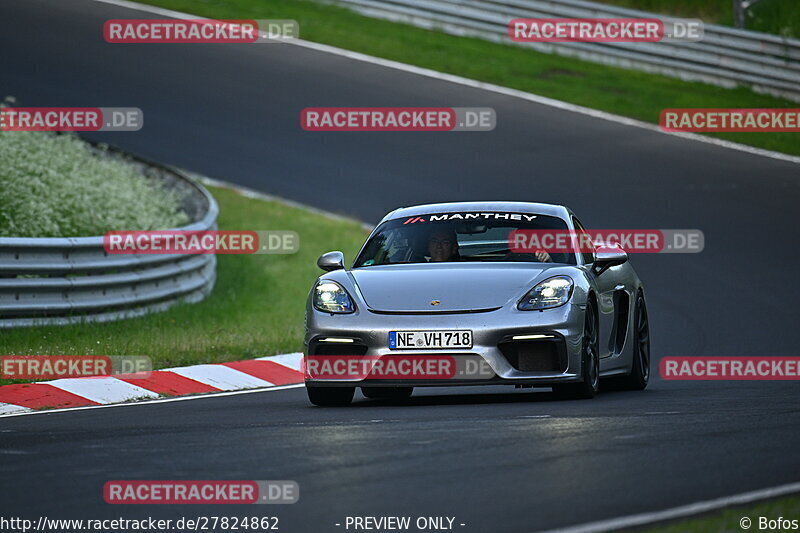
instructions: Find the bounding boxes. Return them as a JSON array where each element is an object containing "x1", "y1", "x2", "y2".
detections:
[
  {"x1": 317, "y1": 251, "x2": 345, "y2": 272},
  {"x1": 593, "y1": 247, "x2": 628, "y2": 275}
]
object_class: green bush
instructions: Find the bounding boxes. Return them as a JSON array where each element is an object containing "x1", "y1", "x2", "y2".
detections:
[{"x1": 0, "y1": 131, "x2": 188, "y2": 238}]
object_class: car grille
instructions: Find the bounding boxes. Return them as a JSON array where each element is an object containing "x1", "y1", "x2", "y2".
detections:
[
  {"x1": 499, "y1": 339, "x2": 567, "y2": 373},
  {"x1": 308, "y1": 340, "x2": 368, "y2": 356}
]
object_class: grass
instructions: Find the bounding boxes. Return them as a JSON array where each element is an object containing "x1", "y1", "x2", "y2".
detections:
[
  {"x1": 596, "y1": 0, "x2": 800, "y2": 38},
  {"x1": 642, "y1": 494, "x2": 800, "y2": 532},
  {"x1": 137, "y1": 0, "x2": 799, "y2": 157},
  {"x1": 0, "y1": 131, "x2": 187, "y2": 237},
  {"x1": 0, "y1": 184, "x2": 369, "y2": 383}
]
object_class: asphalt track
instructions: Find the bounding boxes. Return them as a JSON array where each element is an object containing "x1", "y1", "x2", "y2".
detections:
[{"x1": 1, "y1": 0, "x2": 800, "y2": 531}]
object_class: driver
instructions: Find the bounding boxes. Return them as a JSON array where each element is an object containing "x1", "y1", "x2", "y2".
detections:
[
  {"x1": 533, "y1": 250, "x2": 553, "y2": 262},
  {"x1": 427, "y1": 228, "x2": 459, "y2": 262},
  {"x1": 426, "y1": 227, "x2": 554, "y2": 263}
]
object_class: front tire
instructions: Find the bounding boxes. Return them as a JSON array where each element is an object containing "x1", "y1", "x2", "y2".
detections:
[
  {"x1": 617, "y1": 291, "x2": 650, "y2": 390},
  {"x1": 361, "y1": 387, "x2": 413, "y2": 400},
  {"x1": 553, "y1": 302, "x2": 599, "y2": 400},
  {"x1": 306, "y1": 386, "x2": 355, "y2": 406}
]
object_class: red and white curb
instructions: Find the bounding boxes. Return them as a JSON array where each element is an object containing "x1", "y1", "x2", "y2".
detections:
[{"x1": 0, "y1": 353, "x2": 303, "y2": 415}]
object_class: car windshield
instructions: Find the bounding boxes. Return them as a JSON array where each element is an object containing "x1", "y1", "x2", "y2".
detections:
[{"x1": 354, "y1": 212, "x2": 576, "y2": 266}]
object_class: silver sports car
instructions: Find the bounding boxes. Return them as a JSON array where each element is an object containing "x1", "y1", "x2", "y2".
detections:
[{"x1": 304, "y1": 202, "x2": 650, "y2": 406}]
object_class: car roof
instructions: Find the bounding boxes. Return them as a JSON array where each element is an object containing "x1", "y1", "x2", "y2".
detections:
[{"x1": 380, "y1": 201, "x2": 573, "y2": 224}]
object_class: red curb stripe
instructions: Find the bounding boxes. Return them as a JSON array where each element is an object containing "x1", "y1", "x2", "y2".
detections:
[
  {"x1": 117, "y1": 371, "x2": 220, "y2": 396},
  {"x1": 0, "y1": 383, "x2": 100, "y2": 409},
  {"x1": 222, "y1": 360, "x2": 303, "y2": 386}
]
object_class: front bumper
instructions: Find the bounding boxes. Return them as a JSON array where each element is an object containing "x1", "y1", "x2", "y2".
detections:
[{"x1": 304, "y1": 302, "x2": 585, "y2": 388}]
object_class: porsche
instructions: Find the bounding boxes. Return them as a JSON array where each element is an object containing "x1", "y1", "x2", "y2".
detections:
[{"x1": 304, "y1": 202, "x2": 650, "y2": 406}]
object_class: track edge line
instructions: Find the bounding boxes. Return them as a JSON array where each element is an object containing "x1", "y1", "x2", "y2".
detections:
[
  {"x1": 534, "y1": 481, "x2": 800, "y2": 533},
  {"x1": 90, "y1": 0, "x2": 800, "y2": 166}
]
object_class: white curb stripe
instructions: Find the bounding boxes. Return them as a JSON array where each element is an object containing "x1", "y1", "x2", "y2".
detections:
[
  {"x1": 0, "y1": 354, "x2": 302, "y2": 414},
  {"x1": 0, "y1": 384, "x2": 305, "y2": 419},
  {"x1": 0, "y1": 402, "x2": 33, "y2": 415},
  {"x1": 257, "y1": 352, "x2": 303, "y2": 371},
  {"x1": 45, "y1": 377, "x2": 160, "y2": 404},
  {"x1": 90, "y1": 0, "x2": 800, "y2": 166},
  {"x1": 163, "y1": 364, "x2": 274, "y2": 390}
]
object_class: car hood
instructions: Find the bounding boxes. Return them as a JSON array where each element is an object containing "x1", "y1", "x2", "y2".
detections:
[{"x1": 349, "y1": 263, "x2": 553, "y2": 313}]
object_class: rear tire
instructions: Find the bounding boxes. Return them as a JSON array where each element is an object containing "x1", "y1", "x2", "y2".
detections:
[
  {"x1": 617, "y1": 292, "x2": 650, "y2": 390},
  {"x1": 306, "y1": 386, "x2": 355, "y2": 406},
  {"x1": 361, "y1": 387, "x2": 413, "y2": 400},
  {"x1": 553, "y1": 302, "x2": 599, "y2": 400}
]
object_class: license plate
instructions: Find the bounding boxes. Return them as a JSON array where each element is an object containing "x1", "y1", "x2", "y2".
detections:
[{"x1": 389, "y1": 330, "x2": 472, "y2": 349}]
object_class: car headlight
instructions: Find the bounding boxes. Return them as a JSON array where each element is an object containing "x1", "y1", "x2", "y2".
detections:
[
  {"x1": 518, "y1": 276, "x2": 574, "y2": 311},
  {"x1": 313, "y1": 280, "x2": 356, "y2": 313}
]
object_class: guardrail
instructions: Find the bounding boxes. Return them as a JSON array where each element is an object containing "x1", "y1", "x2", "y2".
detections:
[
  {"x1": 0, "y1": 151, "x2": 219, "y2": 328},
  {"x1": 325, "y1": 0, "x2": 800, "y2": 102}
]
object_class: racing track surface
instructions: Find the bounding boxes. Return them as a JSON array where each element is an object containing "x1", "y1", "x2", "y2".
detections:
[{"x1": 1, "y1": 0, "x2": 800, "y2": 531}]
